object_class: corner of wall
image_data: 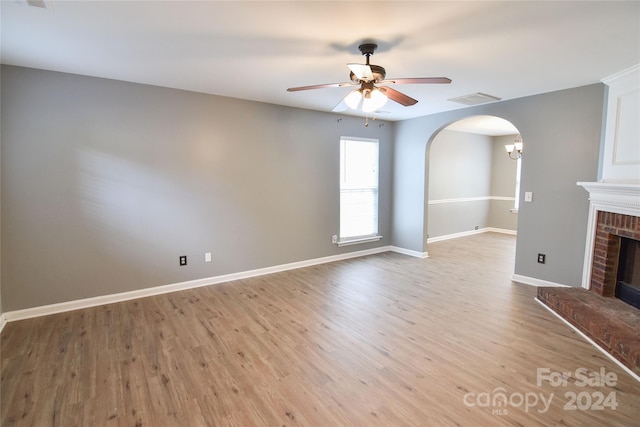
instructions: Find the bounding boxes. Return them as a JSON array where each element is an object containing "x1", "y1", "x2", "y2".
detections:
[{"x1": 0, "y1": 63, "x2": 4, "y2": 324}]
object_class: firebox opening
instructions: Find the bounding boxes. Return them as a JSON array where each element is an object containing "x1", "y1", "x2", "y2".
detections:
[{"x1": 615, "y1": 237, "x2": 640, "y2": 309}]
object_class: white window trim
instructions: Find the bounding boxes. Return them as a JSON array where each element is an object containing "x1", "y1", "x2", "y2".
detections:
[
  {"x1": 338, "y1": 136, "x2": 380, "y2": 244},
  {"x1": 337, "y1": 235, "x2": 383, "y2": 247}
]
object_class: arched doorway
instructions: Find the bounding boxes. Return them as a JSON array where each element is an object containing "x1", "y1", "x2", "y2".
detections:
[{"x1": 425, "y1": 115, "x2": 521, "y2": 243}]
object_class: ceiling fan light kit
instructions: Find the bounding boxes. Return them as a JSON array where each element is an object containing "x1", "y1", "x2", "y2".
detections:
[
  {"x1": 363, "y1": 87, "x2": 388, "y2": 112},
  {"x1": 344, "y1": 89, "x2": 363, "y2": 109},
  {"x1": 287, "y1": 42, "x2": 451, "y2": 114},
  {"x1": 344, "y1": 82, "x2": 389, "y2": 112}
]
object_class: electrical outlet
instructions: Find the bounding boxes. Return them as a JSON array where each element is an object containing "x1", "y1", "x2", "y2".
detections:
[
  {"x1": 205, "y1": 252, "x2": 212, "y2": 263},
  {"x1": 538, "y1": 253, "x2": 546, "y2": 264},
  {"x1": 179, "y1": 255, "x2": 187, "y2": 266},
  {"x1": 332, "y1": 235, "x2": 338, "y2": 244}
]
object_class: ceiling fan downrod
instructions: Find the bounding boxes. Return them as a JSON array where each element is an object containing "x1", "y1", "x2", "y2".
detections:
[{"x1": 358, "y1": 43, "x2": 377, "y2": 65}]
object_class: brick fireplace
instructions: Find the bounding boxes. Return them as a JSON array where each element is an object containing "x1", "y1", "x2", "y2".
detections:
[{"x1": 537, "y1": 182, "x2": 640, "y2": 377}]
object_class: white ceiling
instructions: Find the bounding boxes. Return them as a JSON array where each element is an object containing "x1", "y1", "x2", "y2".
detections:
[{"x1": 2, "y1": 1, "x2": 639, "y2": 122}]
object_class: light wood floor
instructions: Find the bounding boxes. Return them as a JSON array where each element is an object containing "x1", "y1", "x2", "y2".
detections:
[{"x1": 2, "y1": 233, "x2": 639, "y2": 426}]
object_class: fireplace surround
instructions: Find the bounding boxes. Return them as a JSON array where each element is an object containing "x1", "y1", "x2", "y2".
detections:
[{"x1": 578, "y1": 182, "x2": 640, "y2": 294}]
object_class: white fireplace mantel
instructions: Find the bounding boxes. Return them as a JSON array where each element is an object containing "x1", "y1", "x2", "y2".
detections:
[
  {"x1": 578, "y1": 181, "x2": 640, "y2": 289},
  {"x1": 578, "y1": 182, "x2": 640, "y2": 214}
]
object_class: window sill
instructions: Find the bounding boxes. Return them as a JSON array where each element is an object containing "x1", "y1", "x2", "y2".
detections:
[{"x1": 337, "y1": 235, "x2": 383, "y2": 247}]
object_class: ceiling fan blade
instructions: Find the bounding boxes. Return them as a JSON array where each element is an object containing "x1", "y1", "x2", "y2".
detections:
[
  {"x1": 379, "y1": 86, "x2": 418, "y2": 106},
  {"x1": 332, "y1": 99, "x2": 348, "y2": 112},
  {"x1": 347, "y1": 63, "x2": 373, "y2": 81},
  {"x1": 287, "y1": 82, "x2": 357, "y2": 92},
  {"x1": 287, "y1": 82, "x2": 355, "y2": 92},
  {"x1": 382, "y1": 77, "x2": 452, "y2": 85}
]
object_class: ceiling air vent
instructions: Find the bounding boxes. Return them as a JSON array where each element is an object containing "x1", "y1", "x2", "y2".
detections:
[{"x1": 448, "y1": 92, "x2": 501, "y2": 106}]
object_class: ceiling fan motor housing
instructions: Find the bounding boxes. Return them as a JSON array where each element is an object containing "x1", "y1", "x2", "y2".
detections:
[
  {"x1": 352, "y1": 43, "x2": 387, "y2": 83},
  {"x1": 358, "y1": 43, "x2": 378, "y2": 56}
]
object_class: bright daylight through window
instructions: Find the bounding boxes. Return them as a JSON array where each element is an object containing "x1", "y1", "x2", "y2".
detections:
[
  {"x1": 339, "y1": 137, "x2": 380, "y2": 244},
  {"x1": 514, "y1": 155, "x2": 522, "y2": 211}
]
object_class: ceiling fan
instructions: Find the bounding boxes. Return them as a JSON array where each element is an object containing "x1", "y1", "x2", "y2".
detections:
[{"x1": 287, "y1": 43, "x2": 451, "y2": 113}]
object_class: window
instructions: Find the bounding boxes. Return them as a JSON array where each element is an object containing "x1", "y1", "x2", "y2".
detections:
[
  {"x1": 513, "y1": 155, "x2": 522, "y2": 211},
  {"x1": 339, "y1": 137, "x2": 380, "y2": 244}
]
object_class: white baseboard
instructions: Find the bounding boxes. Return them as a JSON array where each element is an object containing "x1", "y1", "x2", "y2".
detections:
[
  {"x1": 427, "y1": 227, "x2": 516, "y2": 243},
  {"x1": 389, "y1": 246, "x2": 429, "y2": 259},
  {"x1": 535, "y1": 297, "x2": 640, "y2": 383},
  {"x1": 0, "y1": 314, "x2": 6, "y2": 334},
  {"x1": 486, "y1": 227, "x2": 517, "y2": 236},
  {"x1": 2, "y1": 245, "x2": 429, "y2": 323},
  {"x1": 512, "y1": 274, "x2": 570, "y2": 288}
]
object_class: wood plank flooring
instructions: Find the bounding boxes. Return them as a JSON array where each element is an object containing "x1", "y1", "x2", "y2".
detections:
[{"x1": 2, "y1": 233, "x2": 639, "y2": 426}]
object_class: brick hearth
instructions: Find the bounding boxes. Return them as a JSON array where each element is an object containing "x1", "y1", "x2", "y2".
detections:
[
  {"x1": 537, "y1": 286, "x2": 640, "y2": 376},
  {"x1": 537, "y1": 209, "x2": 640, "y2": 376}
]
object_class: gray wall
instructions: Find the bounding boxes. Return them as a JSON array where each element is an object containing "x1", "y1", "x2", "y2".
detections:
[
  {"x1": 392, "y1": 84, "x2": 604, "y2": 287},
  {"x1": 1, "y1": 65, "x2": 394, "y2": 311},
  {"x1": 0, "y1": 65, "x2": 607, "y2": 312},
  {"x1": 428, "y1": 130, "x2": 493, "y2": 200},
  {"x1": 426, "y1": 129, "x2": 517, "y2": 239}
]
